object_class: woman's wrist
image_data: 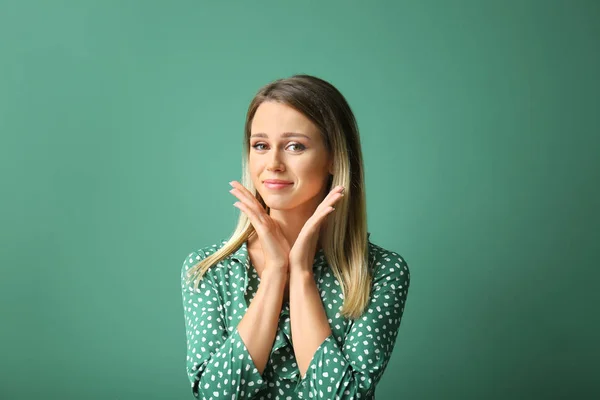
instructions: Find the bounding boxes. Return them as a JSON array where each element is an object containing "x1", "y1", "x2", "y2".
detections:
[{"x1": 262, "y1": 266, "x2": 289, "y2": 291}]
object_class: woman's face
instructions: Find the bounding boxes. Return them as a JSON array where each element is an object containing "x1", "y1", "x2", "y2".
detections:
[{"x1": 249, "y1": 101, "x2": 332, "y2": 212}]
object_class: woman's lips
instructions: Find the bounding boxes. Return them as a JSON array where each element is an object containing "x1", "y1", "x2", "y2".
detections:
[{"x1": 264, "y1": 182, "x2": 293, "y2": 190}]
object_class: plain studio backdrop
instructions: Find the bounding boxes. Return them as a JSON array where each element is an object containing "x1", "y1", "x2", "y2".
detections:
[{"x1": 0, "y1": 1, "x2": 598, "y2": 399}]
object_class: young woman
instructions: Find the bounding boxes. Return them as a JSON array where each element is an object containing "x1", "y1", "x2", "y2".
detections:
[{"x1": 181, "y1": 74, "x2": 411, "y2": 399}]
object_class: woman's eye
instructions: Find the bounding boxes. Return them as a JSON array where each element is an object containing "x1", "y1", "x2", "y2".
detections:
[
  {"x1": 288, "y1": 143, "x2": 306, "y2": 151},
  {"x1": 251, "y1": 143, "x2": 305, "y2": 152}
]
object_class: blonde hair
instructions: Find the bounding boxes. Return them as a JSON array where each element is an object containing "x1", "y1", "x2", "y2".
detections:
[{"x1": 185, "y1": 74, "x2": 372, "y2": 320}]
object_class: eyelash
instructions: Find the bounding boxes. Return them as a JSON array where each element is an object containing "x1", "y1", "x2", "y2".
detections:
[{"x1": 251, "y1": 142, "x2": 306, "y2": 152}]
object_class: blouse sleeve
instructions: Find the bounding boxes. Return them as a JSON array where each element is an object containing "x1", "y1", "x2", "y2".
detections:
[
  {"x1": 294, "y1": 253, "x2": 411, "y2": 398},
  {"x1": 181, "y1": 250, "x2": 268, "y2": 399}
]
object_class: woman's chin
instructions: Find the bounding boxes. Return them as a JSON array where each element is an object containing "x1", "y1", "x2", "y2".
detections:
[
  {"x1": 265, "y1": 203, "x2": 290, "y2": 211},
  {"x1": 264, "y1": 198, "x2": 297, "y2": 212}
]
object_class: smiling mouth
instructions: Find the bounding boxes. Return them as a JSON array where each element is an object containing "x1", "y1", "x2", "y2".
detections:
[{"x1": 263, "y1": 182, "x2": 293, "y2": 189}]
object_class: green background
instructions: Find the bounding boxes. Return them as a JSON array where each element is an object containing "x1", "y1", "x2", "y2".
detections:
[{"x1": 1, "y1": 1, "x2": 598, "y2": 399}]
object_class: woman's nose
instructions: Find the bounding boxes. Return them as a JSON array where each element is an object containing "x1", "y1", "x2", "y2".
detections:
[{"x1": 267, "y1": 150, "x2": 284, "y2": 171}]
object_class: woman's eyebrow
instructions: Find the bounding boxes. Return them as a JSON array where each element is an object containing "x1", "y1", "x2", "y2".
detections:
[{"x1": 250, "y1": 132, "x2": 312, "y2": 141}]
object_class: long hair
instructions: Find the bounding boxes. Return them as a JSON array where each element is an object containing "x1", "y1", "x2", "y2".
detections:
[{"x1": 185, "y1": 74, "x2": 371, "y2": 319}]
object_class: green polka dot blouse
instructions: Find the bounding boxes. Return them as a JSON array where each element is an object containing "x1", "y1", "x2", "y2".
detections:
[{"x1": 180, "y1": 233, "x2": 410, "y2": 399}]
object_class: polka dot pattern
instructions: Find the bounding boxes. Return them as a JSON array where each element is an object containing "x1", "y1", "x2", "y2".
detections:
[{"x1": 181, "y1": 233, "x2": 410, "y2": 399}]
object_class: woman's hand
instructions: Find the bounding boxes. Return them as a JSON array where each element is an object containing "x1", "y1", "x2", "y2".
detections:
[
  {"x1": 289, "y1": 185, "x2": 345, "y2": 270},
  {"x1": 229, "y1": 181, "x2": 291, "y2": 274}
]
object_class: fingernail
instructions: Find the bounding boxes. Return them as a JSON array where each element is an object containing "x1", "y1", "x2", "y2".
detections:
[{"x1": 229, "y1": 181, "x2": 234, "y2": 187}]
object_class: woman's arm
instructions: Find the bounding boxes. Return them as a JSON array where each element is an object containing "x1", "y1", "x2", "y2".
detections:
[
  {"x1": 181, "y1": 250, "x2": 285, "y2": 399},
  {"x1": 237, "y1": 266, "x2": 287, "y2": 375},
  {"x1": 289, "y1": 253, "x2": 411, "y2": 398},
  {"x1": 288, "y1": 269, "x2": 333, "y2": 378}
]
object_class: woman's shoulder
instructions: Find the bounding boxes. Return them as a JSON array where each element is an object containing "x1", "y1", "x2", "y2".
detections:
[
  {"x1": 367, "y1": 238, "x2": 410, "y2": 287},
  {"x1": 180, "y1": 238, "x2": 234, "y2": 278},
  {"x1": 181, "y1": 239, "x2": 224, "y2": 261}
]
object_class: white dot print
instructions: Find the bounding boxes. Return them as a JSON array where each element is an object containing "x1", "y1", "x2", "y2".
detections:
[{"x1": 181, "y1": 236, "x2": 410, "y2": 398}]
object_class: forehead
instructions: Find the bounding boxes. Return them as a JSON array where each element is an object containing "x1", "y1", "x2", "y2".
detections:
[{"x1": 251, "y1": 101, "x2": 318, "y2": 138}]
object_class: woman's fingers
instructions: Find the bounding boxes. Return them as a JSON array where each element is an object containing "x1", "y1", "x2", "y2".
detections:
[
  {"x1": 230, "y1": 180, "x2": 345, "y2": 235},
  {"x1": 229, "y1": 180, "x2": 291, "y2": 270},
  {"x1": 229, "y1": 181, "x2": 266, "y2": 217},
  {"x1": 229, "y1": 181, "x2": 273, "y2": 234},
  {"x1": 299, "y1": 186, "x2": 345, "y2": 235},
  {"x1": 232, "y1": 200, "x2": 262, "y2": 229},
  {"x1": 229, "y1": 181, "x2": 256, "y2": 203},
  {"x1": 317, "y1": 185, "x2": 345, "y2": 213}
]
